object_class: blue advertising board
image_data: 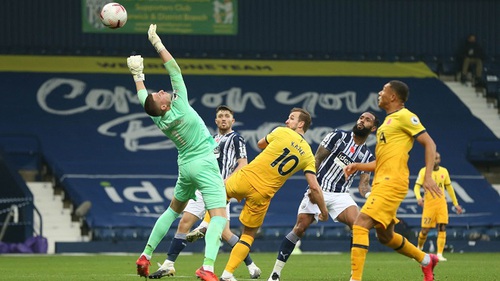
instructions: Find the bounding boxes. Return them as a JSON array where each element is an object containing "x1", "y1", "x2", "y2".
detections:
[{"x1": 1, "y1": 56, "x2": 499, "y2": 229}]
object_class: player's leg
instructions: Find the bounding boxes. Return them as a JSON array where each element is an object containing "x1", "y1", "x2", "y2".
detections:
[
  {"x1": 269, "y1": 191, "x2": 319, "y2": 281},
  {"x1": 350, "y1": 212, "x2": 376, "y2": 281},
  {"x1": 436, "y1": 224, "x2": 447, "y2": 261},
  {"x1": 376, "y1": 222, "x2": 438, "y2": 281},
  {"x1": 190, "y1": 157, "x2": 227, "y2": 281},
  {"x1": 436, "y1": 205, "x2": 449, "y2": 261},
  {"x1": 418, "y1": 206, "x2": 434, "y2": 250},
  {"x1": 220, "y1": 225, "x2": 259, "y2": 281},
  {"x1": 221, "y1": 182, "x2": 268, "y2": 281},
  {"x1": 136, "y1": 197, "x2": 188, "y2": 277},
  {"x1": 417, "y1": 227, "x2": 431, "y2": 250},
  {"x1": 332, "y1": 193, "x2": 359, "y2": 248},
  {"x1": 187, "y1": 211, "x2": 211, "y2": 242},
  {"x1": 220, "y1": 203, "x2": 261, "y2": 279},
  {"x1": 268, "y1": 213, "x2": 314, "y2": 281},
  {"x1": 152, "y1": 191, "x2": 206, "y2": 278}
]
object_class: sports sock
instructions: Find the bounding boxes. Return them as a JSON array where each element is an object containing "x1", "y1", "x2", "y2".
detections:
[
  {"x1": 351, "y1": 225, "x2": 369, "y2": 281},
  {"x1": 143, "y1": 208, "x2": 180, "y2": 257},
  {"x1": 277, "y1": 231, "x2": 300, "y2": 262},
  {"x1": 225, "y1": 234, "x2": 254, "y2": 273},
  {"x1": 167, "y1": 233, "x2": 187, "y2": 262},
  {"x1": 384, "y1": 232, "x2": 425, "y2": 262},
  {"x1": 437, "y1": 231, "x2": 446, "y2": 255},
  {"x1": 418, "y1": 231, "x2": 428, "y2": 250},
  {"x1": 227, "y1": 233, "x2": 253, "y2": 266},
  {"x1": 203, "y1": 215, "x2": 226, "y2": 266}
]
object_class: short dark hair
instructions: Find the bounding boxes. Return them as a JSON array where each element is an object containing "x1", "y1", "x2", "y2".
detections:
[
  {"x1": 144, "y1": 94, "x2": 164, "y2": 116},
  {"x1": 291, "y1": 107, "x2": 312, "y2": 132},
  {"x1": 389, "y1": 80, "x2": 409, "y2": 103},
  {"x1": 366, "y1": 111, "x2": 380, "y2": 128},
  {"x1": 216, "y1": 105, "x2": 234, "y2": 115}
]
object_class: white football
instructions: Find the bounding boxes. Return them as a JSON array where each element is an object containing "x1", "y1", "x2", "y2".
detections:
[{"x1": 100, "y1": 2, "x2": 127, "y2": 29}]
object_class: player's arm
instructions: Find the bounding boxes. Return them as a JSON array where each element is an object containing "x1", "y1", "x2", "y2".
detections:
[
  {"x1": 343, "y1": 160, "x2": 376, "y2": 180},
  {"x1": 147, "y1": 24, "x2": 187, "y2": 100},
  {"x1": 358, "y1": 173, "x2": 371, "y2": 199},
  {"x1": 304, "y1": 172, "x2": 328, "y2": 221},
  {"x1": 414, "y1": 183, "x2": 424, "y2": 206},
  {"x1": 416, "y1": 132, "x2": 442, "y2": 198},
  {"x1": 314, "y1": 144, "x2": 330, "y2": 171},
  {"x1": 257, "y1": 136, "x2": 268, "y2": 150},
  {"x1": 126, "y1": 55, "x2": 147, "y2": 106},
  {"x1": 413, "y1": 169, "x2": 425, "y2": 206},
  {"x1": 444, "y1": 173, "x2": 463, "y2": 214}
]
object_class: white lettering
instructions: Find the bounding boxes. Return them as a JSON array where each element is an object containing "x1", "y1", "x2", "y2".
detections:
[{"x1": 123, "y1": 181, "x2": 163, "y2": 203}]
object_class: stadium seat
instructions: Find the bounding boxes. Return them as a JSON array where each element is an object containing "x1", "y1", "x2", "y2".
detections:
[
  {"x1": 439, "y1": 55, "x2": 459, "y2": 80},
  {"x1": 485, "y1": 227, "x2": 500, "y2": 240},
  {"x1": 466, "y1": 139, "x2": 500, "y2": 167},
  {"x1": 322, "y1": 227, "x2": 348, "y2": 240},
  {"x1": 93, "y1": 228, "x2": 116, "y2": 241},
  {"x1": 421, "y1": 54, "x2": 440, "y2": 74}
]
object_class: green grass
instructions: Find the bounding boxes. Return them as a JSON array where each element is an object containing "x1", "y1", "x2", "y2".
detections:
[{"x1": 0, "y1": 252, "x2": 499, "y2": 280}]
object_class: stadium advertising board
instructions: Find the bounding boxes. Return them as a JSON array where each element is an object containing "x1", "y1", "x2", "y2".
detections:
[
  {"x1": 1, "y1": 56, "x2": 499, "y2": 229},
  {"x1": 81, "y1": 0, "x2": 238, "y2": 35}
]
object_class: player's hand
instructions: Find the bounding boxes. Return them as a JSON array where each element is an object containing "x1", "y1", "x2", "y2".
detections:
[
  {"x1": 422, "y1": 176, "x2": 442, "y2": 198},
  {"x1": 148, "y1": 24, "x2": 166, "y2": 53},
  {"x1": 417, "y1": 198, "x2": 424, "y2": 206},
  {"x1": 318, "y1": 211, "x2": 329, "y2": 221},
  {"x1": 127, "y1": 55, "x2": 145, "y2": 82},
  {"x1": 343, "y1": 163, "x2": 358, "y2": 180},
  {"x1": 455, "y1": 205, "x2": 463, "y2": 214}
]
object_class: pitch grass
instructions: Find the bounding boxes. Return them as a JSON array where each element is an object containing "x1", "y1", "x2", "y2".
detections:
[{"x1": 0, "y1": 252, "x2": 498, "y2": 280}]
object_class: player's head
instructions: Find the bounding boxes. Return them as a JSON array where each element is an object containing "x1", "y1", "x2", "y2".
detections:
[
  {"x1": 378, "y1": 80, "x2": 409, "y2": 109},
  {"x1": 144, "y1": 90, "x2": 177, "y2": 116},
  {"x1": 353, "y1": 111, "x2": 379, "y2": 137},
  {"x1": 388, "y1": 80, "x2": 409, "y2": 103},
  {"x1": 434, "y1": 151, "x2": 441, "y2": 169},
  {"x1": 215, "y1": 105, "x2": 235, "y2": 133},
  {"x1": 286, "y1": 108, "x2": 312, "y2": 133}
]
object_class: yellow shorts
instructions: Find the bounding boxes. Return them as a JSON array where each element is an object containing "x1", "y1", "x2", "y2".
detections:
[
  {"x1": 421, "y1": 201, "x2": 449, "y2": 228},
  {"x1": 225, "y1": 170, "x2": 271, "y2": 228},
  {"x1": 361, "y1": 184, "x2": 407, "y2": 229}
]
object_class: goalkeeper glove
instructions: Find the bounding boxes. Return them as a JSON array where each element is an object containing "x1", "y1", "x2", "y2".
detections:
[
  {"x1": 148, "y1": 24, "x2": 166, "y2": 53},
  {"x1": 127, "y1": 55, "x2": 145, "y2": 82}
]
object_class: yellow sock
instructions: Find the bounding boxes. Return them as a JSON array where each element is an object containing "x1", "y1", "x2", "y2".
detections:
[
  {"x1": 437, "y1": 231, "x2": 446, "y2": 255},
  {"x1": 385, "y1": 232, "x2": 425, "y2": 262},
  {"x1": 351, "y1": 225, "x2": 369, "y2": 281},
  {"x1": 225, "y1": 234, "x2": 254, "y2": 273},
  {"x1": 417, "y1": 231, "x2": 427, "y2": 250}
]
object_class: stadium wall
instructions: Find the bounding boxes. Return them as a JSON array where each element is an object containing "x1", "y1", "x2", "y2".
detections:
[{"x1": 0, "y1": 0, "x2": 499, "y2": 59}]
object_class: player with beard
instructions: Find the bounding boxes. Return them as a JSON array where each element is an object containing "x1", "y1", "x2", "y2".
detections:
[{"x1": 268, "y1": 112, "x2": 379, "y2": 281}]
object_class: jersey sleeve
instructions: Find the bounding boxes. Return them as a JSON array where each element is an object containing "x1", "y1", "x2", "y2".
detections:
[
  {"x1": 233, "y1": 134, "x2": 247, "y2": 160},
  {"x1": 443, "y1": 168, "x2": 459, "y2": 206},
  {"x1": 320, "y1": 130, "x2": 341, "y2": 151},
  {"x1": 402, "y1": 110, "x2": 427, "y2": 137},
  {"x1": 413, "y1": 168, "x2": 425, "y2": 200},
  {"x1": 164, "y1": 59, "x2": 189, "y2": 111},
  {"x1": 137, "y1": 88, "x2": 148, "y2": 107}
]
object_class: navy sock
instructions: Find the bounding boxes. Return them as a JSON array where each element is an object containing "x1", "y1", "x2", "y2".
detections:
[{"x1": 167, "y1": 234, "x2": 187, "y2": 262}]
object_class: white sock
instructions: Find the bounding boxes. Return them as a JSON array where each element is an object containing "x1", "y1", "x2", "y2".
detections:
[
  {"x1": 421, "y1": 254, "x2": 431, "y2": 266},
  {"x1": 221, "y1": 270, "x2": 233, "y2": 278},
  {"x1": 272, "y1": 260, "x2": 285, "y2": 275}
]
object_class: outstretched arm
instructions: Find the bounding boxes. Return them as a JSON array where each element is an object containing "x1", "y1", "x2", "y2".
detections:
[
  {"x1": 343, "y1": 160, "x2": 376, "y2": 180},
  {"x1": 148, "y1": 24, "x2": 173, "y2": 63}
]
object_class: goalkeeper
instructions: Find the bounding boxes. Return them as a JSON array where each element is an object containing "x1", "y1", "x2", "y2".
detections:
[{"x1": 128, "y1": 24, "x2": 227, "y2": 281}]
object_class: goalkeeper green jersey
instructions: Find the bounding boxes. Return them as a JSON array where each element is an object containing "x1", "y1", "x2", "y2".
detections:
[{"x1": 137, "y1": 59, "x2": 217, "y2": 165}]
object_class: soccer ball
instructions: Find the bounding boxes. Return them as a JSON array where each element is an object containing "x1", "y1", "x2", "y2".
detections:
[{"x1": 100, "y1": 2, "x2": 127, "y2": 29}]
